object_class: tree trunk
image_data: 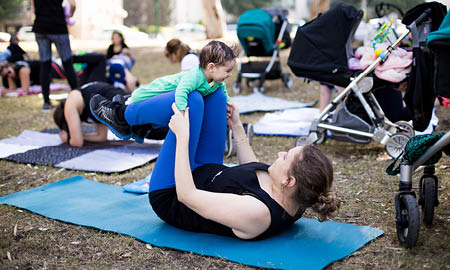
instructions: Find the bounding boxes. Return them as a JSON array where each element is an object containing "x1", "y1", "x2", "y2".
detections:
[
  {"x1": 309, "y1": 0, "x2": 329, "y2": 21},
  {"x1": 201, "y1": 0, "x2": 226, "y2": 39}
]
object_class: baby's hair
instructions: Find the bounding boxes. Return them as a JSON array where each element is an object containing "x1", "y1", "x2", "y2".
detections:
[{"x1": 199, "y1": 40, "x2": 239, "y2": 69}]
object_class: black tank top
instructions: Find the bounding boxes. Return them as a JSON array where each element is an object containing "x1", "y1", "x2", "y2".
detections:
[
  {"x1": 32, "y1": 0, "x2": 67, "y2": 34},
  {"x1": 79, "y1": 82, "x2": 127, "y2": 123},
  {"x1": 193, "y1": 162, "x2": 301, "y2": 239}
]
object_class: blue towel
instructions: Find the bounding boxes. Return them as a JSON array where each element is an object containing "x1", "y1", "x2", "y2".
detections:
[{"x1": 0, "y1": 176, "x2": 383, "y2": 270}]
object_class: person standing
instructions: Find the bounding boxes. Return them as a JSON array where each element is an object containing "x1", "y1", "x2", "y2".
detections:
[{"x1": 32, "y1": 0, "x2": 78, "y2": 111}]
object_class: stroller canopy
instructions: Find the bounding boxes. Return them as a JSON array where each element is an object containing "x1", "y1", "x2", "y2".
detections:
[
  {"x1": 288, "y1": 3, "x2": 363, "y2": 87},
  {"x1": 237, "y1": 9, "x2": 275, "y2": 55}
]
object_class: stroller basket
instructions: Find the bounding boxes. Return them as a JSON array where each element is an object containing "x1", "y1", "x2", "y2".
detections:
[
  {"x1": 287, "y1": 3, "x2": 363, "y2": 87},
  {"x1": 331, "y1": 96, "x2": 374, "y2": 144}
]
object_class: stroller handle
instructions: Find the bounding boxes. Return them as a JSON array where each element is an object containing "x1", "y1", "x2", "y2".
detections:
[{"x1": 410, "y1": 8, "x2": 432, "y2": 27}]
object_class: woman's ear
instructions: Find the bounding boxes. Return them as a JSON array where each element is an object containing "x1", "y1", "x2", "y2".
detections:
[{"x1": 285, "y1": 176, "x2": 297, "y2": 188}]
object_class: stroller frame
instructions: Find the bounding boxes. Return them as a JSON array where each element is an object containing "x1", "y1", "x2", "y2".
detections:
[
  {"x1": 297, "y1": 9, "x2": 433, "y2": 158},
  {"x1": 297, "y1": 28, "x2": 413, "y2": 158},
  {"x1": 233, "y1": 15, "x2": 292, "y2": 93},
  {"x1": 393, "y1": 131, "x2": 450, "y2": 248}
]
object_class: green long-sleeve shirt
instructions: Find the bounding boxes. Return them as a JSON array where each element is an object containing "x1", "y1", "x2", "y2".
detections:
[{"x1": 131, "y1": 66, "x2": 229, "y2": 110}]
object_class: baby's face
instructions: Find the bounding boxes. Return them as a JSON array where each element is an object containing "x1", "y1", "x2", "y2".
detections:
[{"x1": 211, "y1": 60, "x2": 235, "y2": 83}]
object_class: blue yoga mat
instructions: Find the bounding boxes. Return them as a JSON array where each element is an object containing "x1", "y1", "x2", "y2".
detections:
[{"x1": 0, "y1": 176, "x2": 383, "y2": 269}]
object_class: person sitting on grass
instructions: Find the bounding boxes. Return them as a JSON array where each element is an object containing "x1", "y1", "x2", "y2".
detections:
[
  {"x1": 164, "y1": 38, "x2": 200, "y2": 72},
  {"x1": 89, "y1": 40, "x2": 236, "y2": 142}
]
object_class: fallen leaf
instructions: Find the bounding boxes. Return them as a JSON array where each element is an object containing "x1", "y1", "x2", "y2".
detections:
[
  {"x1": 13, "y1": 223, "x2": 17, "y2": 237},
  {"x1": 39, "y1": 227, "x2": 49, "y2": 231},
  {"x1": 70, "y1": 241, "x2": 80, "y2": 245},
  {"x1": 146, "y1": 244, "x2": 152, "y2": 249},
  {"x1": 7, "y1": 251, "x2": 12, "y2": 261}
]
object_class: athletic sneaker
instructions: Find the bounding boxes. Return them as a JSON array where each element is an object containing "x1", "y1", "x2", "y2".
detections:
[
  {"x1": 42, "y1": 102, "x2": 54, "y2": 112},
  {"x1": 89, "y1": 94, "x2": 132, "y2": 139}
]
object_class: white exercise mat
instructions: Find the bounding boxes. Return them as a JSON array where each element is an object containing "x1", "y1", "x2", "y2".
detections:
[
  {"x1": 230, "y1": 92, "x2": 316, "y2": 114},
  {"x1": 253, "y1": 108, "x2": 320, "y2": 137}
]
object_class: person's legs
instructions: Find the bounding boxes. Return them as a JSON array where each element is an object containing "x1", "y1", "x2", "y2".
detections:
[
  {"x1": 35, "y1": 33, "x2": 52, "y2": 107},
  {"x1": 73, "y1": 53, "x2": 107, "y2": 84},
  {"x1": 319, "y1": 84, "x2": 333, "y2": 112},
  {"x1": 192, "y1": 90, "x2": 227, "y2": 169},
  {"x1": 148, "y1": 91, "x2": 204, "y2": 192},
  {"x1": 50, "y1": 34, "x2": 78, "y2": 89}
]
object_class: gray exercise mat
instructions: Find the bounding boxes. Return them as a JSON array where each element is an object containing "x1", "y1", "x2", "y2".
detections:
[
  {"x1": 0, "y1": 130, "x2": 161, "y2": 173},
  {"x1": 230, "y1": 92, "x2": 317, "y2": 114}
]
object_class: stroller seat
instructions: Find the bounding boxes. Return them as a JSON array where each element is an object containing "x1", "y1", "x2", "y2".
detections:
[{"x1": 233, "y1": 8, "x2": 293, "y2": 93}]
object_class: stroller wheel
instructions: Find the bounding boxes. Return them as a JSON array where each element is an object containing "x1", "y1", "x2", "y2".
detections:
[
  {"x1": 420, "y1": 176, "x2": 437, "y2": 226},
  {"x1": 385, "y1": 133, "x2": 410, "y2": 159},
  {"x1": 253, "y1": 86, "x2": 265, "y2": 93},
  {"x1": 391, "y1": 121, "x2": 415, "y2": 137},
  {"x1": 296, "y1": 135, "x2": 311, "y2": 146},
  {"x1": 246, "y1": 79, "x2": 255, "y2": 88},
  {"x1": 296, "y1": 132, "x2": 323, "y2": 146},
  {"x1": 232, "y1": 82, "x2": 241, "y2": 94},
  {"x1": 396, "y1": 194, "x2": 420, "y2": 248},
  {"x1": 282, "y1": 73, "x2": 293, "y2": 88}
]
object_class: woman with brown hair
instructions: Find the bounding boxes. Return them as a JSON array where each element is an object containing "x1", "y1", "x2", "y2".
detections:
[{"x1": 165, "y1": 38, "x2": 200, "y2": 72}]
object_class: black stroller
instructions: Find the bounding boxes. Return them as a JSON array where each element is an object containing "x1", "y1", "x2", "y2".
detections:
[
  {"x1": 287, "y1": 3, "x2": 435, "y2": 158},
  {"x1": 233, "y1": 8, "x2": 293, "y2": 93}
]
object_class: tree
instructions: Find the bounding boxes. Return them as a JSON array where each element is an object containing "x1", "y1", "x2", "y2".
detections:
[
  {"x1": 201, "y1": 0, "x2": 227, "y2": 39},
  {"x1": 0, "y1": 0, "x2": 23, "y2": 21},
  {"x1": 310, "y1": 0, "x2": 329, "y2": 20},
  {"x1": 123, "y1": 0, "x2": 171, "y2": 27},
  {"x1": 221, "y1": 0, "x2": 274, "y2": 17}
]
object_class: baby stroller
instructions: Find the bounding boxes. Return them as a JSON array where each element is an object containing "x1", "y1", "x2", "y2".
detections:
[
  {"x1": 288, "y1": 3, "x2": 434, "y2": 158},
  {"x1": 233, "y1": 8, "x2": 293, "y2": 93},
  {"x1": 387, "y1": 4, "x2": 449, "y2": 248}
]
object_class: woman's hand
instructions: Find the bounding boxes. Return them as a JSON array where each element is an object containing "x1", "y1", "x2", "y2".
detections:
[
  {"x1": 226, "y1": 102, "x2": 241, "y2": 127},
  {"x1": 58, "y1": 130, "x2": 68, "y2": 143},
  {"x1": 169, "y1": 103, "x2": 190, "y2": 140}
]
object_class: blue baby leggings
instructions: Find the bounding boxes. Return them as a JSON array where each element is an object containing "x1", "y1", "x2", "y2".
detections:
[{"x1": 124, "y1": 90, "x2": 227, "y2": 192}]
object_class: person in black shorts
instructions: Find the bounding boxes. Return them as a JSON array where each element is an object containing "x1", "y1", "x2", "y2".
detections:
[
  {"x1": 53, "y1": 81, "x2": 164, "y2": 147},
  {"x1": 0, "y1": 60, "x2": 40, "y2": 96},
  {"x1": 53, "y1": 82, "x2": 129, "y2": 147}
]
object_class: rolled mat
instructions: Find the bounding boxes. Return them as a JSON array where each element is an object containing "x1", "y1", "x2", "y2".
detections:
[{"x1": 0, "y1": 176, "x2": 383, "y2": 270}]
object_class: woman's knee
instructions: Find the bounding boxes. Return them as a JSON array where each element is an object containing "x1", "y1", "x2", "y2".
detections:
[{"x1": 187, "y1": 91, "x2": 203, "y2": 107}]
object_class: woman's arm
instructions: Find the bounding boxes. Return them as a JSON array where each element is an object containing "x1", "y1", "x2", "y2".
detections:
[
  {"x1": 68, "y1": 0, "x2": 76, "y2": 16},
  {"x1": 7, "y1": 76, "x2": 17, "y2": 90},
  {"x1": 18, "y1": 66, "x2": 30, "y2": 94},
  {"x1": 169, "y1": 104, "x2": 270, "y2": 239},
  {"x1": 82, "y1": 123, "x2": 108, "y2": 142},
  {"x1": 227, "y1": 102, "x2": 257, "y2": 164},
  {"x1": 64, "y1": 91, "x2": 85, "y2": 147}
]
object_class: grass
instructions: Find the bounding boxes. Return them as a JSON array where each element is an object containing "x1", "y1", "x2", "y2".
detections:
[{"x1": 1, "y1": 45, "x2": 450, "y2": 269}]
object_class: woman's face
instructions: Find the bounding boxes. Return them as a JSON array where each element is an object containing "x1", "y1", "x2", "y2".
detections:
[
  {"x1": 112, "y1": 33, "x2": 122, "y2": 45},
  {"x1": 1, "y1": 66, "x2": 14, "y2": 78},
  {"x1": 268, "y1": 146, "x2": 304, "y2": 182}
]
